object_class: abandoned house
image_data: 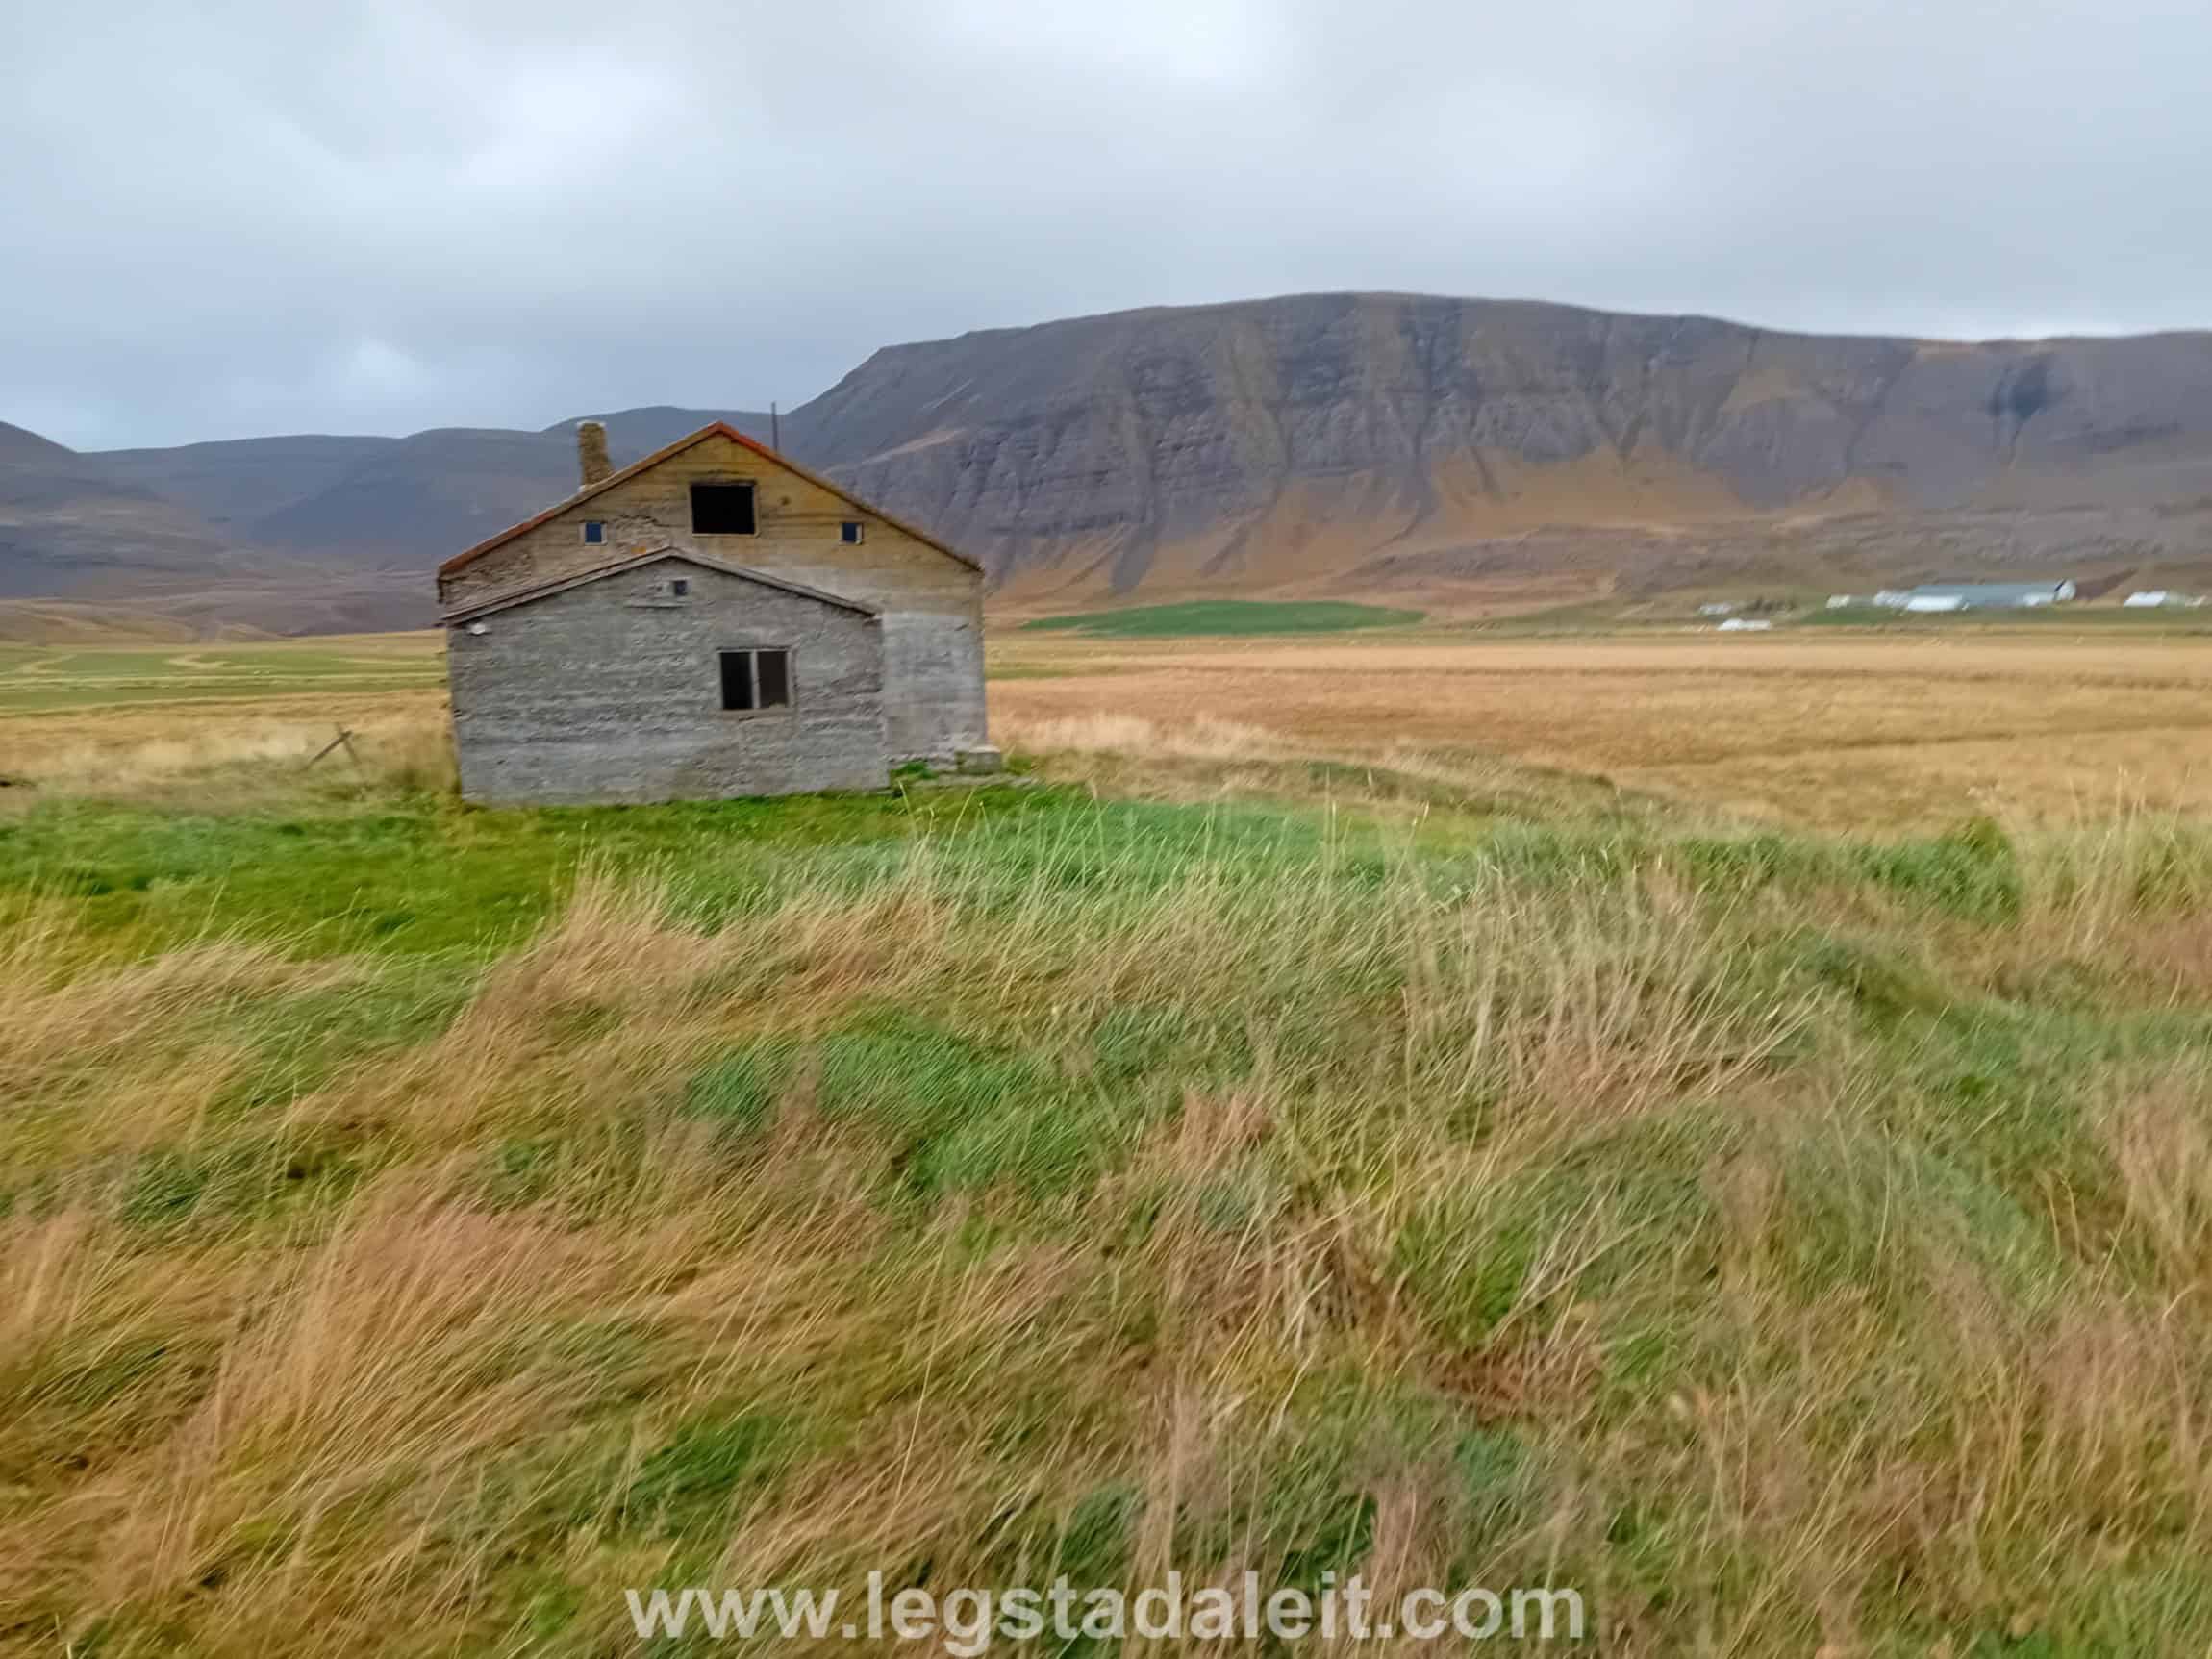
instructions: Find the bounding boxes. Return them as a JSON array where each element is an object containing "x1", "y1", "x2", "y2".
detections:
[{"x1": 438, "y1": 420, "x2": 993, "y2": 805}]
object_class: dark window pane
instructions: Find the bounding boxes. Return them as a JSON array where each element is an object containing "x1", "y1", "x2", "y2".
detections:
[
  {"x1": 841, "y1": 520, "x2": 864, "y2": 544},
  {"x1": 718, "y1": 650, "x2": 754, "y2": 710},
  {"x1": 756, "y1": 649, "x2": 791, "y2": 707},
  {"x1": 691, "y1": 484, "x2": 756, "y2": 534},
  {"x1": 670, "y1": 578, "x2": 690, "y2": 597},
  {"x1": 583, "y1": 520, "x2": 605, "y2": 544}
]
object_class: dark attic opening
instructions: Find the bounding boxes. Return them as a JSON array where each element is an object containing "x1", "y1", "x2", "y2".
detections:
[{"x1": 691, "y1": 484, "x2": 757, "y2": 535}]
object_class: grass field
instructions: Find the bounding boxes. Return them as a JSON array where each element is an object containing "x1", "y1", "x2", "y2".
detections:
[
  {"x1": 1800, "y1": 602, "x2": 2212, "y2": 632},
  {"x1": 0, "y1": 635, "x2": 441, "y2": 716},
  {"x1": 990, "y1": 633, "x2": 2212, "y2": 830},
  {"x1": 1018, "y1": 599, "x2": 1424, "y2": 637},
  {"x1": 9, "y1": 625, "x2": 2212, "y2": 1652}
]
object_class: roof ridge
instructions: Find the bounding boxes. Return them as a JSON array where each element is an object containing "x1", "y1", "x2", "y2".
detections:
[{"x1": 441, "y1": 547, "x2": 883, "y2": 623}]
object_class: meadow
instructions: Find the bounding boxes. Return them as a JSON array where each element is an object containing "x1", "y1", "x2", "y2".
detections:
[
  {"x1": 7, "y1": 625, "x2": 2212, "y2": 1654},
  {"x1": 0, "y1": 636, "x2": 441, "y2": 718},
  {"x1": 988, "y1": 632, "x2": 2212, "y2": 830},
  {"x1": 1018, "y1": 600, "x2": 1425, "y2": 638}
]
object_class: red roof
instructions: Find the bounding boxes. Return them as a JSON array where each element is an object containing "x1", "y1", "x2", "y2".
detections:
[{"x1": 437, "y1": 421, "x2": 980, "y2": 579}]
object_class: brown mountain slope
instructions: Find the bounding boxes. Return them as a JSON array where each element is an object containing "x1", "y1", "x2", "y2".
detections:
[
  {"x1": 96, "y1": 435, "x2": 397, "y2": 534},
  {"x1": 794, "y1": 293, "x2": 2212, "y2": 602},
  {"x1": 0, "y1": 420, "x2": 254, "y2": 601}
]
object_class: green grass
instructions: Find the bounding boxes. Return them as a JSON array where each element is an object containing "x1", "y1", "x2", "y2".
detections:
[
  {"x1": 0, "y1": 644, "x2": 440, "y2": 713},
  {"x1": 0, "y1": 782, "x2": 1382, "y2": 959},
  {"x1": 1800, "y1": 602, "x2": 2212, "y2": 631},
  {"x1": 1019, "y1": 599, "x2": 1423, "y2": 637},
  {"x1": 13, "y1": 752, "x2": 2212, "y2": 1651},
  {"x1": 0, "y1": 784, "x2": 1077, "y2": 959}
]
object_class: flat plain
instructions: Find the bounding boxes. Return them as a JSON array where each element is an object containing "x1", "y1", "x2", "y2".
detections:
[
  {"x1": 991, "y1": 630, "x2": 2212, "y2": 829},
  {"x1": 15, "y1": 626, "x2": 2212, "y2": 830},
  {"x1": 0, "y1": 633, "x2": 440, "y2": 716}
]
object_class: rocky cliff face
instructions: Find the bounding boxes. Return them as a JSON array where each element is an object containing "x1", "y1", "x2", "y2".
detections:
[{"x1": 792, "y1": 294, "x2": 2212, "y2": 597}]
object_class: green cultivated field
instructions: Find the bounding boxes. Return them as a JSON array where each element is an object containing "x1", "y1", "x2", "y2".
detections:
[
  {"x1": 0, "y1": 641, "x2": 441, "y2": 714},
  {"x1": 1020, "y1": 598, "x2": 1423, "y2": 637},
  {"x1": 10, "y1": 712, "x2": 2212, "y2": 1652}
]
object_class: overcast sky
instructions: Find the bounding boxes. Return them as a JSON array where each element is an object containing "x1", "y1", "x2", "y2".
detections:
[{"x1": 7, "y1": 0, "x2": 2210, "y2": 449}]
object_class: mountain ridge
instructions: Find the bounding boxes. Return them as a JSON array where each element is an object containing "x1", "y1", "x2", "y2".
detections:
[
  {"x1": 12, "y1": 292, "x2": 2212, "y2": 631},
  {"x1": 796, "y1": 292, "x2": 2212, "y2": 603}
]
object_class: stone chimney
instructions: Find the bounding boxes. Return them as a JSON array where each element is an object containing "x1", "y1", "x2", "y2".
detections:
[{"x1": 576, "y1": 420, "x2": 612, "y2": 489}]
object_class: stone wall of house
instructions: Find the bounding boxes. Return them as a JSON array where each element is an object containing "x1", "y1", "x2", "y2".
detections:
[
  {"x1": 440, "y1": 431, "x2": 985, "y2": 763},
  {"x1": 447, "y1": 557, "x2": 886, "y2": 805}
]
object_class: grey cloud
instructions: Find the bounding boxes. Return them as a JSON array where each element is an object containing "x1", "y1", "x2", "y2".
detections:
[{"x1": 5, "y1": 0, "x2": 2209, "y2": 447}]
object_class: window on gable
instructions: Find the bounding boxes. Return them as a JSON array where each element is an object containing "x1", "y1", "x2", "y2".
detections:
[
  {"x1": 669, "y1": 578, "x2": 690, "y2": 597},
  {"x1": 582, "y1": 520, "x2": 605, "y2": 545},
  {"x1": 719, "y1": 648, "x2": 791, "y2": 712},
  {"x1": 691, "y1": 484, "x2": 756, "y2": 535},
  {"x1": 841, "y1": 520, "x2": 866, "y2": 544}
]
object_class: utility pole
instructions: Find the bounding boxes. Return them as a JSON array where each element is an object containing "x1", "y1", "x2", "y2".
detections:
[{"x1": 770, "y1": 401, "x2": 780, "y2": 450}]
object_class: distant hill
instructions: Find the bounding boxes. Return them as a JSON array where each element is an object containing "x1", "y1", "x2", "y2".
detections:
[
  {"x1": 10, "y1": 295, "x2": 2212, "y2": 632},
  {"x1": 96, "y1": 435, "x2": 396, "y2": 533},
  {"x1": 0, "y1": 410, "x2": 779, "y2": 632},
  {"x1": 547, "y1": 407, "x2": 780, "y2": 455},
  {"x1": 0, "y1": 419, "x2": 248, "y2": 601},
  {"x1": 244, "y1": 409, "x2": 779, "y2": 566},
  {"x1": 0, "y1": 419, "x2": 75, "y2": 465},
  {"x1": 95, "y1": 410, "x2": 778, "y2": 568}
]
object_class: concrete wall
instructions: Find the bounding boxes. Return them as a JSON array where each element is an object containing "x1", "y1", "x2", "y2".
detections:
[
  {"x1": 448, "y1": 558, "x2": 887, "y2": 805},
  {"x1": 440, "y1": 431, "x2": 986, "y2": 762}
]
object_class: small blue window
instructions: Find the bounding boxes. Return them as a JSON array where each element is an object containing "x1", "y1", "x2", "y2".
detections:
[
  {"x1": 582, "y1": 520, "x2": 605, "y2": 545},
  {"x1": 841, "y1": 520, "x2": 865, "y2": 544}
]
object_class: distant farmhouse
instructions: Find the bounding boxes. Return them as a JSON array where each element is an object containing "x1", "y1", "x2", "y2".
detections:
[
  {"x1": 2124, "y1": 590, "x2": 2205, "y2": 608},
  {"x1": 1873, "y1": 580, "x2": 2077, "y2": 614},
  {"x1": 438, "y1": 421, "x2": 993, "y2": 805}
]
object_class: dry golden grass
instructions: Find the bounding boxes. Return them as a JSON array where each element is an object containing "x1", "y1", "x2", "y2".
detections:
[
  {"x1": 10, "y1": 627, "x2": 2211, "y2": 829},
  {"x1": 992, "y1": 634, "x2": 2212, "y2": 829},
  {"x1": 1, "y1": 691, "x2": 451, "y2": 802}
]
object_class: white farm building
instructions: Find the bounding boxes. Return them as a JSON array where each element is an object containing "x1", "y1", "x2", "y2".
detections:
[{"x1": 1875, "y1": 581, "x2": 2076, "y2": 613}]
